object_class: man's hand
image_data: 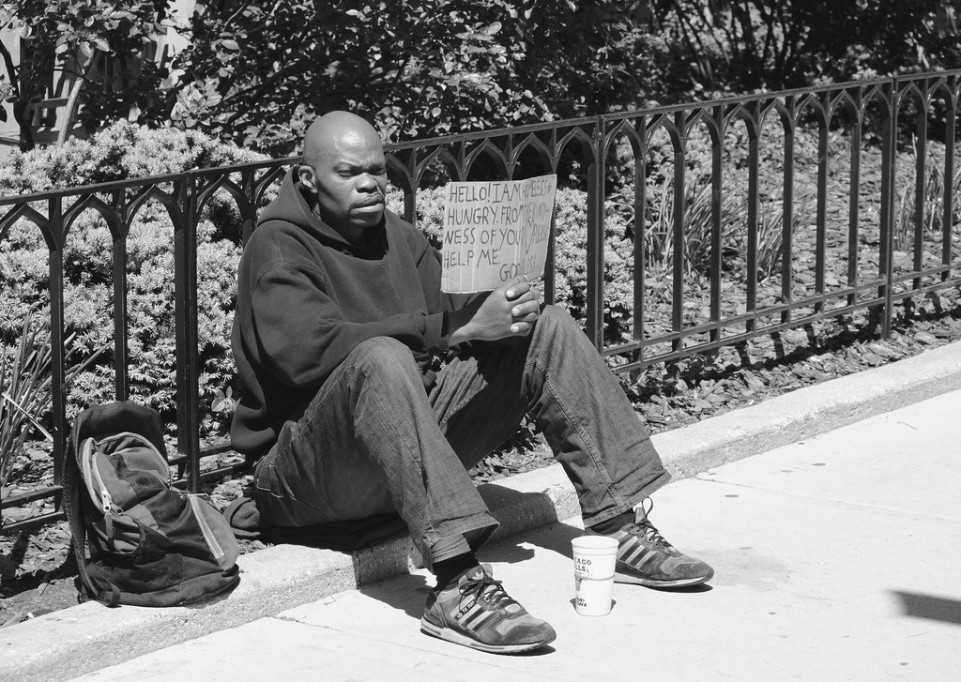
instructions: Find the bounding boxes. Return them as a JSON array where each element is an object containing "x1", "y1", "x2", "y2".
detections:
[{"x1": 447, "y1": 276, "x2": 542, "y2": 345}]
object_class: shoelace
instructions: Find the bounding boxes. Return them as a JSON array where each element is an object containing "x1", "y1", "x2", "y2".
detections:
[
  {"x1": 623, "y1": 520, "x2": 673, "y2": 549},
  {"x1": 459, "y1": 571, "x2": 517, "y2": 610},
  {"x1": 627, "y1": 498, "x2": 674, "y2": 550}
]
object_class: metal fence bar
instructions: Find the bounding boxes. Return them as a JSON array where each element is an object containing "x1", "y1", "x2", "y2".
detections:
[
  {"x1": 708, "y1": 105, "x2": 723, "y2": 342},
  {"x1": 745, "y1": 100, "x2": 760, "y2": 332},
  {"x1": 46, "y1": 197, "x2": 67, "y2": 491},
  {"x1": 671, "y1": 111, "x2": 686, "y2": 353},
  {"x1": 942, "y1": 78, "x2": 957, "y2": 283},
  {"x1": 878, "y1": 81, "x2": 897, "y2": 337},
  {"x1": 847, "y1": 89, "x2": 862, "y2": 308},
  {"x1": 913, "y1": 83, "x2": 929, "y2": 292},
  {"x1": 634, "y1": 116, "x2": 649, "y2": 358},
  {"x1": 941, "y1": 85, "x2": 961, "y2": 282},
  {"x1": 174, "y1": 176, "x2": 202, "y2": 490},
  {"x1": 586, "y1": 118, "x2": 605, "y2": 348},
  {"x1": 780, "y1": 95, "x2": 796, "y2": 325},
  {"x1": 814, "y1": 92, "x2": 830, "y2": 315},
  {"x1": 110, "y1": 188, "x2": 130, "y2": 401}
]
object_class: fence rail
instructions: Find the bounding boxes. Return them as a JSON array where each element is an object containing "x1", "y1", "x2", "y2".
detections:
[{"x1": 2, "y1": 70, "x2": 960, "y2": 532}]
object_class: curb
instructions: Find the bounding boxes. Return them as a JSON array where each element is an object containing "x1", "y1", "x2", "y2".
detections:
[{"x1": 4, "y1": 341, "x2": 961, "y2": 682}]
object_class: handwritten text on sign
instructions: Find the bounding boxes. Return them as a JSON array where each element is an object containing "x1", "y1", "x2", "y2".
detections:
[{"x1": 440, "y1": 174, "x2": 557, "y2": 293}]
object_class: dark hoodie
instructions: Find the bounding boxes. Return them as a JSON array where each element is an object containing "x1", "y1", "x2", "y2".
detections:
[{"x1": 230, "y1": 170, "x2": 470, "y2": 460}]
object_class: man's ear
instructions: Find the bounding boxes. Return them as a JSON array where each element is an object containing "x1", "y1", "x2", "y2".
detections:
[{"x1": 297, "y1": 165, "x2": 317, "y2": 193}]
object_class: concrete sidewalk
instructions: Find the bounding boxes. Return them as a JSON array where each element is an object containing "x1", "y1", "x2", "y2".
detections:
[{"x1": 4, "y1": 341, "x2": 961, "y2": 682}]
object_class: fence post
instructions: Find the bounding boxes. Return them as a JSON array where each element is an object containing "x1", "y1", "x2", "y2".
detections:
[
  {"x1": 942, "y1": 75, "x2": 957, "y2": 283},
  {"x1": 672, "y1": 110, "x2": 686, "y2": 353},
  {"x1": 709, "y1": 105, "x2": 723, "y2": 341},
  {"x1": 781, "y1": 95, "x2": 796, "y2": 325},
  {"x1": 542, "y1": 128, "x2": 558, "y2": 307},
  {"x1": 586, "y1": 117, "x2": 605, "y2": 349},
  {"x1": 815, "y1": 91, "x2": 830, "y2": 314},
  {"x1": 912, "y1": 80, "x2": 930, "y2": 291},
  {"x1": 878, "y1": 80, "x2": 897, "y2": 338},
  {"x1": 745, "y1": 99, "x2": 761, "y2": 330},
  {"x1": 47, "y1": 197, "x2": 67, "y2": 491},
  {"x1": 174, "y1": 175, "x2": 202, "y2": 491},
  {"x1": 110, "y1": 188, "x2": 130, "y2": 401},
  {"x1": 633, "y1": 115, "x2": 649, "y2": 357},
  {"x1": 847, "y1": 87, "x2": 863, "y2": 308}
]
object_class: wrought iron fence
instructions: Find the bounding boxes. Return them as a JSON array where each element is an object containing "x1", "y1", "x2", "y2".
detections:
[{"x1": 2, "y1": 70, "x2": 960, "y2": 532}]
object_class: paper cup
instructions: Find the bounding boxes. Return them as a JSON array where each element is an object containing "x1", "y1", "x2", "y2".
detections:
[
  {"x1": 573, "y1": 574, "x2": 615, "y2": 617},
  {"x1": 571, "y1": 535, "x2": 618, "y2": 616}
]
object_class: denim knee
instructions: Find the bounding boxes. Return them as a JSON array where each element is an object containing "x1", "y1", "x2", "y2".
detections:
[
  {"x1": 347, "y1": 336, "x2": 422, "y2": 380},
  {"x1": 538, "y1": 303, "x2": 575, "y2": 329},
  {"x1": 533, "y1": 304, "x2": 583, "y2": 346}
]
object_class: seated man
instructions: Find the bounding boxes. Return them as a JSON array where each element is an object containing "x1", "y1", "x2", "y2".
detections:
[{"x1": 231, "y1": 110, "x2": 713, "y2": 654}]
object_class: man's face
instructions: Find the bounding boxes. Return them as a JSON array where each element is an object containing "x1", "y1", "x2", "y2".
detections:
[{"x1": 301, "y1": 129, "x2": 388, "y2": 236}]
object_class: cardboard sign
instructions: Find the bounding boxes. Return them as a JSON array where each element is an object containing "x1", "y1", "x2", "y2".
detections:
[{"x1": 440, "y1": 174, "x2": 557, "y2": 293}]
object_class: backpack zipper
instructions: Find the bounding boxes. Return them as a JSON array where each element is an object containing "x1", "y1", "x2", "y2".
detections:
[
  {"x1": 187, "y1": 495, "x2": 226, "y2": 563},
  {"x1": 81, "y1": 433, "x2": 166, "y2": 546},
  {"x1": 79, "y1": 439, "x2": 115, "y2": 536}
]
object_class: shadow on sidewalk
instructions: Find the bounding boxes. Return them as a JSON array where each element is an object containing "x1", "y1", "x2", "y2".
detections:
[
  {"x1": 892, "y1": 590, "x2": 961, "y2": 626},
  {"x1": 482, "y1": 519, "x2": 584, "y2": 563}
]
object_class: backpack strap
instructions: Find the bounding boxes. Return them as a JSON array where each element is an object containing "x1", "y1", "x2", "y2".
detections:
[{"x1": 63, "y1": 409, "x2": 102, "y2": 604}]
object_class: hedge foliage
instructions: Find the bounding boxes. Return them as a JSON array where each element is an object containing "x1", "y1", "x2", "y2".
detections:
[{"x1": 0, "y1": 121, "x2": 267, "y2": 433}]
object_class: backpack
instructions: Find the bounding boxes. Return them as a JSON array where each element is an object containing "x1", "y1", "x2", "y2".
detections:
[{"x1": 64, "y1": 401, "x2": 241, "y2": 607}]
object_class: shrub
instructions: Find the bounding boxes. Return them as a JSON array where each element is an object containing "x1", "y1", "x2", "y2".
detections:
[
  {"x1": 0, "y1": 313, "x2": 103, "y2": 488},
  {"x1": 894, "y1": 139, "x2": 961, "y2": 251},
  {"x1": 551, "y1": 189, "x2": 636, "y2": 347},
  {"x1": 0, "y1": 122, "x2": 266, "y2": 433}
]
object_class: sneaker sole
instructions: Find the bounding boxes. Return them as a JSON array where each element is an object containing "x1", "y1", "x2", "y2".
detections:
[
  {"x1": 615, "y1": 568, "x2": 714, "y2": 588},
  {"x1": 419, "y1": 617, "x2": 555, "y2": 654}
]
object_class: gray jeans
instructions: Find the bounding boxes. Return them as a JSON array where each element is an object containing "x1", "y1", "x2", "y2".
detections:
[{"x1": 253, "y1": 305, "x2": 669, "y2": 565}]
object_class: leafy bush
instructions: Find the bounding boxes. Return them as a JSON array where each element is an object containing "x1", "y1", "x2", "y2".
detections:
[
  {"x1": 894, "y1": 139, "x2": 961, "y2": 250},
  {"x1": 387, "y1": 185, "x2": 446, "y2": 249},
  {"x1": 551, "y1": 189, "x2": 636, "y2": 347},
  {"x1": 646, "y1": 1, "x2": 961, "y2": 103},
  {"x1": 0, "y1": 313, "x2": 102, "y2": 488},
  {"x1": 0, "y1": 122, "x2": 266, "y2": 433},
  {"x1": 602, "y1": 123, "x2": 827, "y2": 283}
]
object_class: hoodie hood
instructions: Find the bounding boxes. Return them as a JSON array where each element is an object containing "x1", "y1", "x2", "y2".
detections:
[{"x1": 258, "y1": 169, "x2": 386, "y2": 257}]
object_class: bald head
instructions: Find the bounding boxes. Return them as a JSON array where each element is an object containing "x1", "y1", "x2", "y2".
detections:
[
  {"x1": 303, "y1": 111, "x2": 382, "y2": 169},
  {"x1": 297, "y1": 111, "x2": 388, "y2": 240}
]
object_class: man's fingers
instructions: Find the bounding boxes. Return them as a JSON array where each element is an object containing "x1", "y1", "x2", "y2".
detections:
[
  {"x1": 512, "y1": 301, "x2": 540, "y2": 318},
  {"x1": 505, "y1": 275, "x2": 536, "y2": 300},
  {"x1": 508, "y1": 287, "x2": 540, "y2": 306}
]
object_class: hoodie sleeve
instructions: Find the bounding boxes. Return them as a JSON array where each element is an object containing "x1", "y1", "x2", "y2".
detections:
[
  {"x1": 408, "y1": 225, "x2": 486, "y2": 325},
  {"x1": 250, "y1": 260, "x2": 441, "y2": 390}
]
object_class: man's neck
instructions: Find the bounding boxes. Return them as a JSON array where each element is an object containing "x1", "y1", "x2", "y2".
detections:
[{"x1": 308, "y1": 200, "x2": 366, "y2": 246}]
